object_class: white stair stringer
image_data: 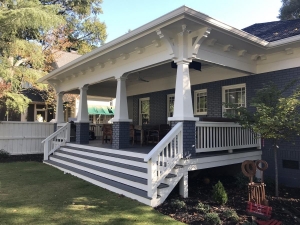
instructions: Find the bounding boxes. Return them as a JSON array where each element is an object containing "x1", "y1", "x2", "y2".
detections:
[
  {"x1": 153, "y1": 166, "x2": 185, "y2": 207},
  {"x1": 43, "y1": 160, "x2": 152, "y2": 206},
  {"x1": 43, "y1": 143, "x2": 185, "y2": 207}
]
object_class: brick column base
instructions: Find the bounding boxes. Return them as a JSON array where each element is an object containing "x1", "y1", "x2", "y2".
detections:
[
  {"x1": 171, "y1": 121, "x2": 196, "y2": 158},
  {"x1": 75, "y1": 123, "x2": 89, "y2": 144},
  {"x1": 112, "y1": 122, "x2": 130, "y2": 149}
]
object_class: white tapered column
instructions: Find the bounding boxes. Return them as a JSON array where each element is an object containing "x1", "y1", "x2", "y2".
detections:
[
  {"x1": 56, "y1": 92, "x2": 64, "y2": 123},
  {"x1": 77, "y1": 85, "x2": 89, "y2": 123},
  {"x1": 169, "y1": 60, "x2": 198, "y2": 122},
  {"x1": 112, "y1": 77, "x2": 132, "y2": 149},
  {"x1": 113, "y1": 77, "x2": 132, "y2": 123}
]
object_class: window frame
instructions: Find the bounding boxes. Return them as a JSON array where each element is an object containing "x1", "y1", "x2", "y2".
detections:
[
  {"x1": 194, "y1": 89, "x2": 207, "y2": 115},
  {"x1": 167, "y1": 94, "x2": 175, "y2": 119},
  {"x1": 222, "y1": 83, "x2": 246, "y2": 116},
  {"x1": 139, "y1": 97, "x2": 150, "y2": 125}
]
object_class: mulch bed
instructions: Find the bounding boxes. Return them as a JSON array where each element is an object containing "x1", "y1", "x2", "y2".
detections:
[{"x1": 156, "y1": 174, "x2": 300, "y2": 224}]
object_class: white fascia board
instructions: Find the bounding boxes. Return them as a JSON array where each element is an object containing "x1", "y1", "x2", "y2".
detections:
[
  {"x1": 266, "y1": 35, "x2": 300, "y2": 48},
  {"x1": 39, "y1": 6, "x2": 283, "y2": 83}
]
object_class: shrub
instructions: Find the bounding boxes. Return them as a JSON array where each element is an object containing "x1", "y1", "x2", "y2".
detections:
[
  {"x1": 205, "y1": 212, "x2": 221, "y2": 225},
  {"x1": 212, "y1": 181, "x2": 228, "y2": 205},
  {"x1": 0, "y1": 149, "x2": 10, "y2": 159},
  {"x1": 235, "y1": 172, "x2": 258, "y2": 189},
  {"x1": 222, "y1": 209, "x2": 239, "y2": 222},
  {"x1": 170, "y1": 199, "x2": 186, "y2": 210},
  {"x1": 196, "y1": 202, "x2": 210, "y2": 213}
]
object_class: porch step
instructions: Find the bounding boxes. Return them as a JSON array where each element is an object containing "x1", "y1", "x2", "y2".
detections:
[
  {"x1": 54, "y1": 150, "x2": 147, "y2": 178},
  {"x1": 44, "y1": 160, "x2": 154, "y2": 205},
  {"x1": 60, "y1": 146, "x2": 147, "y2": 168},
  {"x1": 44, "y1": 143, "x2": 184, "y2": 207},
  {"x1": 50, "y1": 155, "x2": 148, "y2": 190}
]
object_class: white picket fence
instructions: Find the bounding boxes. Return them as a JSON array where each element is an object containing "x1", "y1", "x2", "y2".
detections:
[
  {"x1": 0, "y1": 122, "x2": 54, "y2": 155},
  {"x1": 196, "y1": 121, "x2": 261, "y2": 153}
]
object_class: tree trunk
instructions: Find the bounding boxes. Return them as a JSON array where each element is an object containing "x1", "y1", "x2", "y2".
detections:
[{"x1": 274, "y1": 144, "x2": 279, "y2": 197}]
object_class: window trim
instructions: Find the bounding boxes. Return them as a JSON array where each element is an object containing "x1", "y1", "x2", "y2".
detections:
[
  {"x1": 222, "y1": 83, "x2": 246, "y2": 116},
  {"x1": 194, "y1": 89, "x2": 207, "y2": 115},
  {"x1": 139, "y1": 97, "x2": 150, "y2": 125},
  {"x1": 167, "y1": 94, "x2": 175, "y2": 119}
]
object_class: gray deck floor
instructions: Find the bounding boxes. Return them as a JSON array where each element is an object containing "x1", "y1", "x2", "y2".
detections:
[
  {"x1": 75, "y1": 139, "x2": 154, "y2": 154},
  {"x1": 72, "y1": 139, "x2": 261, "y2": 158}
]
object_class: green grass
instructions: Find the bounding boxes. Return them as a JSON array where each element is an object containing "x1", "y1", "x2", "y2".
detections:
[{"x1": 0, "y1": 162, "x2": 183, "y2": 225}]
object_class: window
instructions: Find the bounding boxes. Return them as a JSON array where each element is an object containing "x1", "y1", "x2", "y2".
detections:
[
  {"x1": 222, "y1": 84, "x2": 246, "y2": 116},
  {"x1": 139, "y1": 97, "x2": 150, "y2": 125},
  {"x1": 167, "y1": 94, "x2": 175, "y2": 118},
  {"x1": 194, "y1": 89, "x2": 207, "y2": 115}
]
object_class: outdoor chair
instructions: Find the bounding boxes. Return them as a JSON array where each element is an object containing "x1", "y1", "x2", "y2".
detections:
[
  {"x1": 146, "y1": 124, "x2": 171, "y2": 144},
  {"x1": 102, "y1": 124, "x2": 113, "y2": 144}
]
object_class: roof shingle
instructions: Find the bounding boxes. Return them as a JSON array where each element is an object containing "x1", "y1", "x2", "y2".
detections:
[{"x1": 242, "y1": 19, "x2": 300, "y2": 42}]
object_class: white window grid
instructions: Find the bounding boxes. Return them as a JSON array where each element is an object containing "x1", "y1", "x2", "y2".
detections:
[{"x1": 194, "y1": 89, "x2": 207, "y2": 115}]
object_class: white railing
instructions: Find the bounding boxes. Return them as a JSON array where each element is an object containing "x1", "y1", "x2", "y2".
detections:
[
  {"x1": 0, "y1": 122, "x2": 54, "y2": 155},
  {"x1": 42, "y1": 123, "x2": 70, "y2": 160},
  {"x1": 196, "y1": 121, "x2": 261, "y2": 153},
  {"x1": 144, "y1": 122, "x2": 183, "y2": 198}
]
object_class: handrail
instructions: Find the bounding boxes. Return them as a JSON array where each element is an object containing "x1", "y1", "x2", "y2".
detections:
[
  {"x1": 144, "y1": 122, "x2": 183, "y2": 198},
  {"x1": 41, "y1": 123, "x2": 68, "y2": 144},
  {"x1": 144, "y1": 122, "x2": 183, "y2": 162},
  {"x1": 42, "y1": 122, "x2": 70, "y2": 160}
]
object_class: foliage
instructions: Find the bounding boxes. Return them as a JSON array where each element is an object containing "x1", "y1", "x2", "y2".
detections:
[
  {"x1": 212, "y1": 181, "x2": 228, "y2": 205},
  {"x1": 196, "y1": 202, "x2": 210, "y2": 213},
  {"x1": 170, "y1": 199, "x2": 186, "y2": 210},
  {"x1": 204, "y1": 212, "x2": 221, "y2": 225},
  {"x1": 40, "y1": 0, "x2": 107, "y2": 54},
  {"x1": 222, "y1": 209, "x2": 239, "y2": 223},
  {"x1": 235, "y1": 172, "x2": 258, "y2": 190},
  {"x1": 0, "y1": 149, "x2": 10, "y2": 158},
  {"x1": 0, "y1": 162, "x2": 182, "y2": 225},
  {"x1": 278, "y1": 0, "x2": 300, "y2": 20},
  {"x1": 0, "y1": 0, "x2": 65, "y2": 114},
  {"x1": 224, "y1": 81, "x2": 300, "y2": 196}
]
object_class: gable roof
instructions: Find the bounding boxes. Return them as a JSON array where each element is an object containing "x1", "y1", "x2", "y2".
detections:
[
  {"x1": 243, "y1": 19, "x2": 300, "y2": 42},
  {"x1": 52, "y1": 51, "x2": 82, "y2": 69}
]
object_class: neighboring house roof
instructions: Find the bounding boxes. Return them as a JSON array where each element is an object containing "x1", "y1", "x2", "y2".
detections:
[
  {"x1": 21, "y1": 89, "x2": 46, "y2": 102},
  {"x1": 52, "y1": 51, "x2": 82, "y2": 69},
  {"x1": 243, "y1": 19, "x2": 300, "y2": 42}
]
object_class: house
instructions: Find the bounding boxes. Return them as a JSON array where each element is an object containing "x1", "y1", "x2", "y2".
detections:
[{"x1": 38, "y1": 6, "x2": 300, "y2": 207}]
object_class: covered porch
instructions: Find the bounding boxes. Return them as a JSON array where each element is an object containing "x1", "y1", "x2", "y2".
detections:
[{"x1": 38, "y1": 6, "x2": 267, "y2": 206}]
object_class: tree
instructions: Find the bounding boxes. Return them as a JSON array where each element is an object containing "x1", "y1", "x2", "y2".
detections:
[
  {"x1": 278, "y1": 0, "x2": 300, "y2": 20},
  {"x1": 40, "y1": 0, "x2": 107, "y2": 54},
  {"x1": 0, "y1": 0, "x2": 65, "y2": 115},
  {"x1": 224, "y1": 81, "x2": 300, "y2": 197}
]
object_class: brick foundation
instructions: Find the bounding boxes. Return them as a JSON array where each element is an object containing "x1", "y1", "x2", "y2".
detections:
[
  {"x1": 75, "y1": 123, "x2": 89, "y2": 144},
  {"x1": 112, "y1": 122, "x2": 130, "y2": 149},
  {"x1": 171, "y1": 121, "x2": 196, "y2": 158}
]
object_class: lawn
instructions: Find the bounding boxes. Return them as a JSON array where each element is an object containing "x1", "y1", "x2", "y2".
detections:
[{"x1": 0, "y1": 162, "x2": 183, "y2": 225}]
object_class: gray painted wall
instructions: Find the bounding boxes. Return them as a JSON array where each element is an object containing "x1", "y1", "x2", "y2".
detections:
[{"x1": 128, "y1": 66, "x2": 300, "y2": 187}]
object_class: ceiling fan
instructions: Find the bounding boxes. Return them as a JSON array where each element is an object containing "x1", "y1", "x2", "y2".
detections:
[{"x1": 137, "y1": 72, "x2": 149, "y2": 82}]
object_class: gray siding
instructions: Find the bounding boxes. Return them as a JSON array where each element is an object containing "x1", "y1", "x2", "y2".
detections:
[{"x1": 128, "y1": 66, "x2": 300, "y2": 187}]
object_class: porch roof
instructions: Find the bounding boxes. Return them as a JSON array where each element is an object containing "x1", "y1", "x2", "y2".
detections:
[{"x1": 39, "y1": 5, "x2": 273, "y2": 84}]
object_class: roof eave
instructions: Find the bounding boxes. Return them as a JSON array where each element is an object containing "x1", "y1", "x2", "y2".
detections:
[{"x1": 38, "y1": 6, "x2": 271, "y2": 83}]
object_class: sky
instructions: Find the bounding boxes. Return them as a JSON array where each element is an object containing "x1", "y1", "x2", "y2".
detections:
[{"x1": 100, "y1": 0, "x2": 283, "y2": 43}]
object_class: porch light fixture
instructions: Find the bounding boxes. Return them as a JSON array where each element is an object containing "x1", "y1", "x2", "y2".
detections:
[{"x1": 171, "y1": 61, "x2": 201, "y2": 71}]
